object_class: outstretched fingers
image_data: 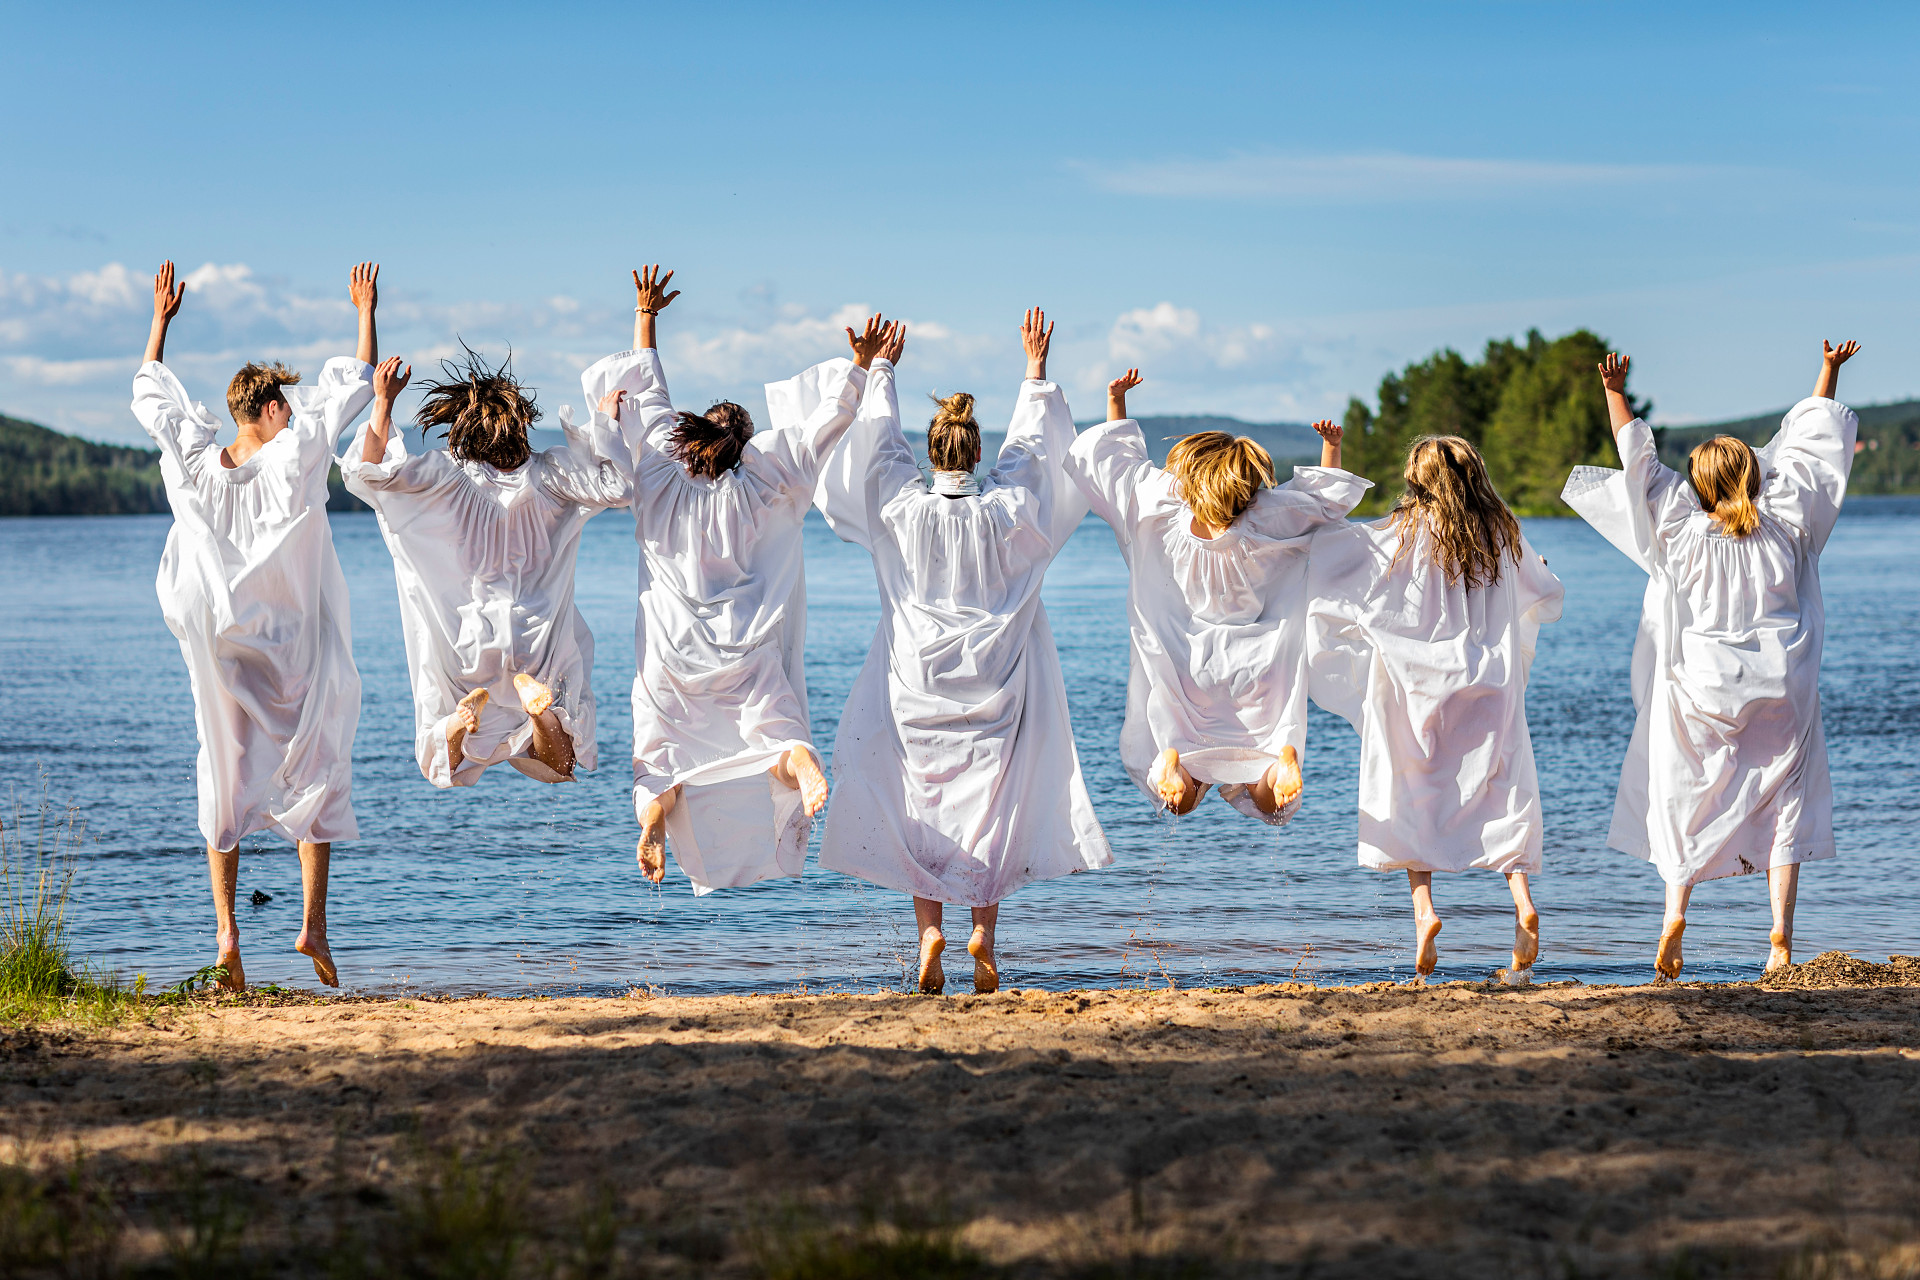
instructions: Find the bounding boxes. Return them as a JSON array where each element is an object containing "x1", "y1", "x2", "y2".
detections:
[
  {"x1": 1109, "y1": 368, "x2": 1144, "y2": 394},
  {"x1": 1825, "y1": 339, "x2": 1861, "y2": 365},
  {"x1": 633, "y1": 264, "x2": 681, "y2": 311},
  {"x1": 374, "y1": 356, "x2": 411, "y2": 398},
  {"x1": 1598, "y1": 352, "x2": 1630, "y2": 390},
  {"x1": 153, "y1": 261, "x2": 185, "y2": 318},
  {"x1": 349, "y1": 262, "x2": 379, "y2": 309},
  {"x1": 1311, "y1": 418, "x2": 1341, "y2": 443}
]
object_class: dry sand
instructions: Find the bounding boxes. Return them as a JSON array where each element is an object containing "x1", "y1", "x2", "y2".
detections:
[{"x1": 5, "y1": 954, "x2": 1920, "y2": 1277}]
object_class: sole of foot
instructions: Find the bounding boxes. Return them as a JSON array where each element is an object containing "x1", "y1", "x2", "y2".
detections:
[
  {"x1": 969, "y1": 928, "x2": 998, "y2": 994},
  {"x1": 513, "y1": 674, "x2": 555, "y2": 717},
  {"x1": 215, "y1": 939, "x2": 246, "y2": 992},
  {"x1": 1656, "y1": 918, "x2": 1686, "y2": 980},
  {"x1": 636, "y1": 831, "x2": 666, "y2": 884},
  {"x1": 788, "y1": 747, "x2": 829, "y2": 818},
  {"x1": 1415, "y1": 914, "x2": 1442, "y2": 977},
  {"x1": 1149, "y1": 748, "x2": 1189, "y2": 813},
  {"x1": 449, "y1": 687, "x2": 489, "y2": 765},
  {"x1": 919, "y1": 932, "x2": 946, "y2": 995},
  {"x1": 1767, "y1": 928, "x2": 1792, "y2": 972},
  {"x1": 295, "y1": 932, "x2": 338, "y2": 988},
  {"x1": 1513, "y1": 908, "x2": 1540, "y2": 971},
  {"x1": 1260, "y1": 745, "x2": 1304, "y2": 811}
]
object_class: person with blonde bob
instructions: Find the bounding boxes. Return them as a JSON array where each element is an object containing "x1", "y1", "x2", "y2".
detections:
[
  {"x1": 1307, "y1": 434, "x2": 1563, "y2": 980},
  {"x1": 1065, "y1": 371, "x2": 1367, "y2": 827},
  {"x1": 1564, "y1": 342, "x2": 1860, "y2": 979}
]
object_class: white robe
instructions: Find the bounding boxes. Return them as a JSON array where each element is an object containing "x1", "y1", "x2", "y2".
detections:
[
  {"x1": 1306, "y1": 518, "x2": 1564, "y2": 873},
  {"x1": 1065, "y1": 419, "x2": 1371, "y2": 824},
  {"x1": 581, "y1": 348, "x2": 866, "y2": 894},
  {"x1": 338, "y1": 405, "x2": 630, "y2": 788},
  {"x1": 813, "y1": 360, "x2": 1113, "y2": 906},
  {"x1": 130, "y1": 358, "x2": 372, "y2": 850},
  {"x1": 1561, "y1": 399, "x2": 1854, "y2": 887}
]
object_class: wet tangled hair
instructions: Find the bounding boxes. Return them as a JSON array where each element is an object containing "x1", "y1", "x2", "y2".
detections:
[
  {"x1": 1688, "y1": 435, "x2": 1761, "y2": 537},
  {"x1": 671, "y1": 402, "x2": 755, "y2": 478},
  {"x1": 415, "y1": 345, "x2": 539, "y2": 471},
  {"x1": 226, "y1": 361, "x2": 299, "y2": 424},
  {"x1": 926, "y1": 392, "x2": 982, "y2": 473},
  {"x1": 1388, "y1": 435, "x2": 1522, "y2": 590},
  {"x1": 1166, "y1": 431, "x2": 1276, "y2": 531}
]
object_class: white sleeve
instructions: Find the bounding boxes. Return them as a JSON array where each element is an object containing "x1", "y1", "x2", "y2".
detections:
[
  {"x1": 1565, "y1": 418, "x2": 1695, "y2": 573},
  {"x1": 813, "y1": 360, "x2": 919, "y2": 549},
  {"x1": 1758, "y1": 396, "x2": 1856, "y2": 551},
  {"x1": 1063, "y1": 419, "x2": 1156, "y2": 546},
  {"x1": 284, "y1": 357, "x2": 375, "y2": 465},
  {"x1": 990, "y1": 379, "x2": 1090, "y2": 550},
  {"x1": 582, "y1": 348, "x2": 676, "y2": 473},
  {"x1": 758, "y1": 359, "x2": 868, "y2": 489},
  {"x1": 1243, "y1": 466, "x2": 1374, "y2": 538},
  {"x1": 337, "y1": 423, "x2": 452, "y2": 500},
  {"x1": 130, "y1": 362, "x2": 219, "y2": 481},
  {"x1": 539, "y1": 405, "x2": 634, "y2": 509}
]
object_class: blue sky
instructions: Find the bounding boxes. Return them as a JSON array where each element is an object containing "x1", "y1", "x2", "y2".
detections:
[{"x1": 4, "y1": 1, "x2": 1916, "y2": 443}]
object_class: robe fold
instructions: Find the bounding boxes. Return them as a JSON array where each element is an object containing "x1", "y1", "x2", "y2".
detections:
[
  {"x1": 813, "y1": 360, "x2": 1112, "y2": 906},
  {"x1": 1562, "y1": 399, "x2": 1854, "y2": 886},
  {"x1": 1065, "y1": 419, "x2": 1371, "y2": 823},
  {"x1": 339, "y1": 401, "x2": 630, "y2": 788},
  {"x1": 1306, "y1": 518, "x2": 1564, "y2": 873},
  {"x1": 131, "y1": 357, "x2": 372, "y2": 849},
  {"x1": 584, "y1": 348, "x2": 865, "y2": 893}
]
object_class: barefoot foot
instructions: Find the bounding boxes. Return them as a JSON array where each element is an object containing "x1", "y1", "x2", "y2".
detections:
[
  {"x1": 1414, "y1": 914, "x2": 1442, "y2": 977},
  {"x1": 1513, "y1": 908, "x2": 1540, "y2": 972},
  {"x1": 1148, "y1": 748, "x2": 1200, "y2": 815},
  {"x1": 918, "y1": 929, "x2": 946, "y2": 995},
  {"x1": 1252, "y1": 745, "x2": 1303, "y2": 814},
  {"x1": 512, "y1": 673, "x2": 555, "y2": 717},
  {"x1": 295, "y1": 930, "x2": 338, "y2": 988},
  {"x1": 785, "y1": 746, "x2": 829, "y2": 818},
  {"x1": 1656, "y1": 918, "x2": 1686, "y2": 980},
  {"x1": 448, "y1": 687, "x2": 489, "y2": 768},
  {"x1": 636, "y1": 786, "x2": 678, "y2": 884},
  {"x1": 969, "y1": 926, "x2": 998, "y2": 994},
  {"x1": 215, "y1": 933, "x2": 246, "y2": 992},
  {"x1": 1767, "y1": 928, "x2": 1792, "y2": 972}
]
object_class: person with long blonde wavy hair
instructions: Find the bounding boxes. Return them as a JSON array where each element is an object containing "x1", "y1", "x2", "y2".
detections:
[
  {"x1": 1565, "y1": 342, "x2": 1860, "y2": 980},
  {"x1": 1307, "y1": 433, "x2": 1564, "y2": 980},
  {"x1": 1064, "y1": 369, "x2": 1367, "y2": 829}
]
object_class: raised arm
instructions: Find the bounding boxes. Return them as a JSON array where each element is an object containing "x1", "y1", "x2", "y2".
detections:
[
  {"x1": 349, "y1": 262, "x2": 379, "y2": 366},
  {"x1": 1599, "y1": 353, "x2": 1635, "y2": 436},
  {"x1": 813, "y1": 326, "x2": 914, "y2": 549},
  {"x1": 1023, "y1": 306, "x2": 1052, "y2": 382},
  {"x1": 1107, "y1": 368, "x2": 1141, "y2": 422},
  {"x1": 1313, "y1": 419, "x2": 1342, "y2": 470},
  {"x1": 632, "y1": 264, "x2": 680, "y2": 352},
  {"x1": 1067, "y1": 370, "x2": 1156, "y2": 539},
  {"x1": 1813, "y1": 339, "x2": 1859, "y2": 401},
  {"x1": 143, "y1": 261, "x2": 185, "y2": 365},
  {"x1": 359, "y1": 357, "x2": 413, "y2": 463},
  {"x1": 758, "y1": 315, "x2": 884, "y2": 482}
]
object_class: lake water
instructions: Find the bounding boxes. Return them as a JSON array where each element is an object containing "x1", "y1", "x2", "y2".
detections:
[{"x1": 2, "y1": 502, "x2": 1915, "y2": 995}]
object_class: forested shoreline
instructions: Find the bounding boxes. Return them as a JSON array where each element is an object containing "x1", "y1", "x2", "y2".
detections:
[{"x1": 7, "y1": 342, "x2": 1917, "y2": 517}]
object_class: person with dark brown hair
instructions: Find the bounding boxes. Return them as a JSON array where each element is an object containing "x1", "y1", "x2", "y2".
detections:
[
  {"x1": 1307, "y1": 434, "x2": 1563, "y2": 981},
  {"x1": 341, "y1": 340, "x2": 631, "y2": 793},
  {"x1": 581, "y1": 266, "x2": 887, "y2": 893},
  {"x1": 813, "y1": 309, "x2": 1114, "y2": 995},
  {"x1": 131, "y1": 260, "x2": 382, "y2": 991},
  {"x1": 1565, "y1": 342, "x2": 1860, "y2": 980}
]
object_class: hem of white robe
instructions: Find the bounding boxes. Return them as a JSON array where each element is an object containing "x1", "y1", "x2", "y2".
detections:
[
  {"x1": 818, "y1": 829, "x2": 1112, "y2": 907},
  {"x1": 650, "y1": 772, "x2": 812, "y2": 895},
  {"x1": 203, "y1": 800, "x2": 358, "y2": 851},
  {"x1": 1359, "y1": 849, "x2": 1540, "y2": 875},
  {"x1": 631, "y1": 738, "x2": 816, "y2": 810},
  {"x1": 421, "y1": 705, "x2": 588, "y2": 789},
  {"x1": 1611, "y1": 836, "x2": 1836, "y2": 888}
]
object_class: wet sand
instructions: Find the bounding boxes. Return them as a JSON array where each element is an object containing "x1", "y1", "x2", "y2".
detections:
[{"x1": 4, "y1": 956, "x2": 1920, "y2": 1277}]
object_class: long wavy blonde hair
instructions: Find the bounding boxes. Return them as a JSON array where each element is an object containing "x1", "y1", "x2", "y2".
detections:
[
  {"x1": 1166, "y1": 431, "x2": 1275, "y2": 530},
  {"x1": 1688, "y1": 435, "x2": 1762, "y2": 537},
  {"x1": 1388, "y1": 435, "x2": 1521, "y2": 589}
]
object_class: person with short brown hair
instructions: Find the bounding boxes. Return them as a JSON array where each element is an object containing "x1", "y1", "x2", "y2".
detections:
[
  {"x1": 130, "y1": 260, "x2": 382, "y2": 991},
  {"x1": 1566, "y1": 342, "x2": 1860, "y2": 980},
  {"x1": 1064, "y1": 374, "x2": 1367, "y2": 831}
]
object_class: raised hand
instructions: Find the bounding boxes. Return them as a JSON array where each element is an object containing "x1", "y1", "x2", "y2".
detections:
[
  {"x1": 633, "y1": 265, "x2": 680, "y2": 314},
  {"x1": 1106, "y1": 368, "x2": 1142, "y2": 421},
  {"x1": 1598, "y1": 352, "x2": 1630, "y2": 393},
  {"x1": 373, "y1": 356, "x2": 411, "y2": 401},
  {"x1": 1823, "y1": 339, "x2": 1860, "y2": 368},
  {"x1": 846, "y1": 313, "x2": 888, "y2": 369},
  {"x1": 1022, "y1": 307, "x2": 1054, "y2": 381},
  {"x1": 1312, "y1": 419, "x2": 1343, "y2": 469},
  {"x1": 349, "y1": 262, "x2": 379, "y2": 312},
  {"x1": 598, "y1": 388, "x2": 626, "y2": 422},
  {"x1": 1816, "y1": 339, "x2": 1861, "y2": 400},
  {"x1": 879, "y1": 320, "x2": 908, "y2": 366},
  {"x1": 144, "y1": 261, "x2": 186, "y2": 364},
  {"x1": 362, "y1": 357, "x2": 412, "y2": 463}
]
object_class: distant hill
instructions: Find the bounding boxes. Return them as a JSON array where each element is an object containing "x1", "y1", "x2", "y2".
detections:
[{"x1": 1658, "y1": 399, "x2": 1920, "y2": 496}]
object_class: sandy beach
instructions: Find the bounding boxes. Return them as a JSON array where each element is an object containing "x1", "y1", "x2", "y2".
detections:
[{"x1": 4, "y1": 956, "x2": 1920, "y2": 1277}]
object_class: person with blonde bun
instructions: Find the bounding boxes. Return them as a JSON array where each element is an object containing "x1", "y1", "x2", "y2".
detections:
[
  {"x1": 1064, "y1": 370, "x2": 1368, "y2": 827},
  {"x1": 1564, "y1": 341, "x2": 1860, "y2": 980},
  {"x1": 585, "y1": 266, "x2": 889, "y2": 893},
  {"x1": 814, "y1": 309, "x2": 1112, "y2": 994},
  {"x1": 1307, "y1": 435, "x2": 1563, "y2": 981}
]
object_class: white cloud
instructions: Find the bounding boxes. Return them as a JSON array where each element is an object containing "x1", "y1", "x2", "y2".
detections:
[{"x1": 1076, "y1": 152, "x2": 1726, "y2": 203}]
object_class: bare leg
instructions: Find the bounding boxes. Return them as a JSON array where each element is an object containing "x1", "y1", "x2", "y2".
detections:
[
  {"x1": 636, "y1": 785, "x2": 680, "y2": 884},
  {"x1": 1657, "y1": 882, "x2": 1691, "y2": 980},
  {"x1": 1409, "y1": 871, "x2": 1441, "y2": 977},
  {"x1": 1767, "y1": 863, "x2": 1801, "y2": 971},
  {"x1": 514, "y1": 676, "x2": 574, "y2": 779},
  {"x1": 447, "y1": 687, "x2": 489, "y2": 771},
  {"x1": 1248, "y1": 745, "x2": 1303, "y2": 815},
  {"x1": 769, "y1": 745, "x2": 829, "y2": 818},
  {"x1": 969, "y1": 904, "x2": 1000, "y2": 994},
  {"x1": 914, "y1": 898, "x2": 945, "y2": 994},
  {"x1": 293, "y1": 841, "x2": 337, "y2": 987},
  {"x1": 1148, "y1": 748, "x2": 1205, "y2": 815},
  {"x1": 207, "y1": 845, "x2": 245, "y2": 991},
  {"x1": 1506, "y1": 871, "x2": 1539, "y2": 971}
]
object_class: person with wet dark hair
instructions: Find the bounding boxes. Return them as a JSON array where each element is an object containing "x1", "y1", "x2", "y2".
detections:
[
  {"x1": 341, "y1": 341, "x2": 631, "y2": 794},
  {"x1": 581, "y1": 265, "x2": 886, "y2": 892}
]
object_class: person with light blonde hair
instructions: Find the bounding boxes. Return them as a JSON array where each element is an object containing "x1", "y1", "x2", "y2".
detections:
[
  {"x1": 1064, "y1": 372, "x2": 1367, "y2": 827},
  {"x1": 1564, "y1": 341, "x2": 1861, "y2": 979},
  {"x1": 131, "y1": 260, "x2": 383, "y2": 991},
  {"x1": 1307, "y1": 433, "x2": 1563, "y2": 980},
  {"x1": 814, "y1": 309, "x2": 1113, "y2": 994}
]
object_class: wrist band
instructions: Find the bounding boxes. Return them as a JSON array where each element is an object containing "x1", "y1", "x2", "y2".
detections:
[{"x1": 636, "y1": 307, "x2": 658, "y2": 315}]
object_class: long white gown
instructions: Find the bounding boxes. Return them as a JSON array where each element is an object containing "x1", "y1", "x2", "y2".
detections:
[
  {"x1": 131, "y1": 358, "x2": 373, "y2": 850},
  {"x1": 1306, "y1": 518, "x2": 1564, "y2": 873},
  {"x1": 339, "y1": 405, "x2": 631, "y2": 788},
  {"x1": 1561, "y1": 399, "x2": 1854, "y2": 886},
  {"x1": 814, "y1": 360, "x2": 1112, "y2": 906},
  {"x1": 1065, "y1": 419, "x2": 1371, "y2": 823},
  {"x1": 581, "y1": 347, "x2": 865, "y2": 894}
]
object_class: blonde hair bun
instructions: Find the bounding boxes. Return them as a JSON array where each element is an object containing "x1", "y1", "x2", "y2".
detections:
[{"x1": 927, "y1": 391, "x2": 982, "y2": 473}]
